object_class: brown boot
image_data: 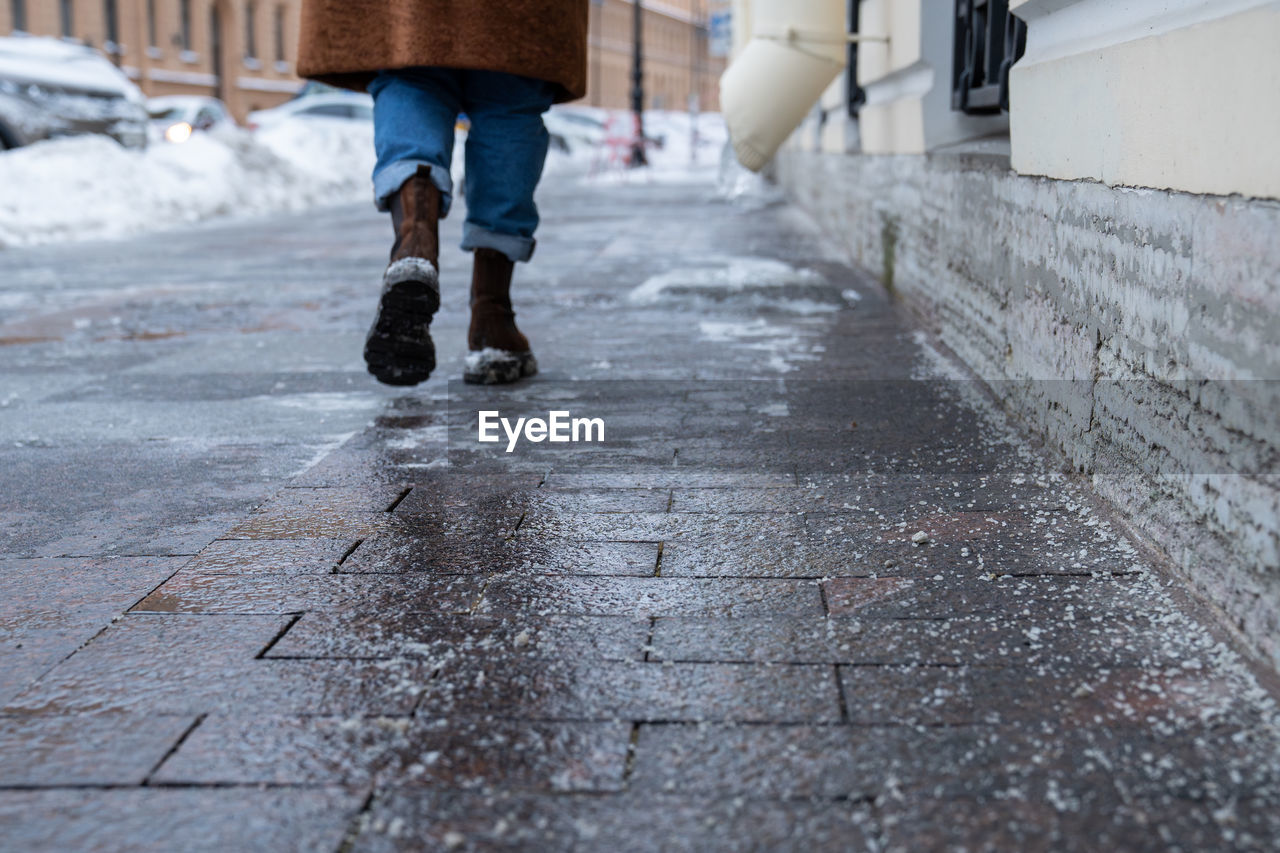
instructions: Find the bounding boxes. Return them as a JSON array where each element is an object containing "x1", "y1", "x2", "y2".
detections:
[
  {"x1": 364, "y1": 166, "x2": 441, "y2": 386},
  {"x1": 463, "y1": 248, "x2": 537, "y2": 385}
]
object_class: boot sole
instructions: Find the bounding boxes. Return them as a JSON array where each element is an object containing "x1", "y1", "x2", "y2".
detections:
[
  {"x1": 462, "y1": 350, "x2": 538, "y2": 385},
  {"x1": 364, "y1": 267, "x2": 441, "y2": 387}
]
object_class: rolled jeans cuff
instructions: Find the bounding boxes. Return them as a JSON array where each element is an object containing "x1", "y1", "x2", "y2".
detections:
[
  {"x1": 373, "y1": 161, "x2": 454, "y2": 215},
  {"x1": 461, "y1": 223, "x2": 537, "y2": 263}
]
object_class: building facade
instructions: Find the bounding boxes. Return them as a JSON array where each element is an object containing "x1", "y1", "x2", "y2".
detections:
[
  {"x1": 2, "y1": 0, "x2": 726, "y2": 119},
  {"x1": 741, "y1": 0, "x2": 1280, "y2": 668},
  {"x1": 1, "y1": 0, "x2": 304, "y2": 120},
  {"x1": 586, "y1": 0, "x2": 725, "y2": 112}
]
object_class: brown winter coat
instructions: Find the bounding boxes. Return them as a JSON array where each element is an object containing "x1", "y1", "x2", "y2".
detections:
[{"x1": 297, "y1": 0, "x2": 589, "y2": 104}]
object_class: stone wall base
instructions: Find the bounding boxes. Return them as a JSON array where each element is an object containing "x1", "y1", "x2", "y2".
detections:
[{"x1": 774, "y1": 149, "x2": 1280, "y2": 669}]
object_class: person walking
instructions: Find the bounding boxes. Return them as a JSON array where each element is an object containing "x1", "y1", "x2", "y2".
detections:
[{"x1": 297, "y1": 2, "x2": 589, "y2": 385}]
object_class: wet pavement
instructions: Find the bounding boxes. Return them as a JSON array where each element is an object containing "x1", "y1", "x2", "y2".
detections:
[{"x1": 2, "y1": 172, "x2": 1280, "y2": 852}]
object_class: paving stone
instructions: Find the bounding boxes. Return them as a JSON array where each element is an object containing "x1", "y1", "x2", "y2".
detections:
[
  {"x1": 220, "y1": 484, "x2": 410, "y2": 540},
  {"x1": 477, "y1": 576, "x2": 823, "y2": 618},
  {"x1": 657, "y1": 539, "x2": 874, "y2": 578},
  {"x1": 273, "y1": 484, "x2": 412, "y2": 513},
  {"x1": 821, "y1": 575, "x2": 1153, "y2": 618},
  {"x1": 878, "y1": 793, "x2": 1280, "y2": 853},
  {"x1": 223, "y1": 509, "x2": 387, "y2": 540},
  {"x1": 154, "y1": 715, "x2": 630, "y2": 791},
  {"x1": 365, "y1": 508, "x2": 524, "y2": 546},
  {"x1": 648, "y1": 614, "x2": 1196, "y2": 667},
  {"x1": 0, "y1": 556, "x2": 185, "y2": 634},
  {"x1": 0, "y1": 444, "x2": 294, "y2": 558},
  {"x1": 669, "y1": 488, "x2": 818, "y2": 514},
  {"x1": 3, "y1": 615, "x2": 428, "y2": 715},
  {"x1": 187, "y1": 538, "x2": 357, "y2": 574},
  {"x1": 541, "y1": 470, "x2": 796, "y2": 489},
  {"x1": 342, "y1": 536, "x2": 660, "y2": 576},
  {"x1": 0, "y1": 631, "x2": 83, "y2": 706},
  {"x1": 785, "y1": 471, "x2": 1073, "y2": 513},
  {"x1": 519, "y1": 488, "x2": 672, "y2": 514},
  {"x1": 630, "y1": 723, "x2": 897, "y2": 800},
  {"x1": 515, "y1": 511, "x2": 808, "y2": 543},
  {"x1": 838, "y1": 664, "x2": 1257, "y2": 728},
  {"x1": 7, "y1": 655, "x2": 428, "y2": 716},
  {"x1": 132, "y1": 573, "x2": 484, "y2": 614},
  {"x1": 267, "y1": 613, "x2": 649, "y2": 662},
  {"x1": 389, "y1": 472, "x2": 546, "y2": 516},
  {"x1": 288, "y1": 447, "x2": 422, "y2": 490},
  {"x1": 350, "y1": 790, "x2": 878, "y2": 853},
  {"x1": 627, "y1": 723, "x2": 1106, "y2": 802},
  {"x1": 0, "y1": 787, "x2": 363, "y2": 852},
  {"x1": 421, "y1": 659, "x2": 842, "y2": 723},
  {"x1": 0, "y1": 713, "x2": 195, "y2": 786}
]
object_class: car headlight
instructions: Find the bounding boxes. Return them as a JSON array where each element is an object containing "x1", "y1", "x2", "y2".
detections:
[{"x1": 164, "y1": 121, "x2": 193, "y2": 143}]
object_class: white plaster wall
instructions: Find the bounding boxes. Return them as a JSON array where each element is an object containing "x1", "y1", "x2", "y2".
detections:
[
  {"x1": 857, "y1": 0, "x2": 1007, "y2": 154},
  {"x1": 1010, "y1": 0, "x2": 1280, "y2": 200}
]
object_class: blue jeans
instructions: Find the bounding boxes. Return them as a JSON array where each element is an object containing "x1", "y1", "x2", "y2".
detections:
[{"x1": 369, "y1": 68, "x2": 557, "y2": 263}]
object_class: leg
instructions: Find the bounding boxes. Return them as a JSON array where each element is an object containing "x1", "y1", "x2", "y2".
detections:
[
  {"x1": 363, "y1": 69, "x2": 462, "y2": 386},
  {"x1": 369, "y1": 69, "x2": 461, "y2": 213},
  {"x1": 456, "y1": 72, "x2": 556, "y2": 384},
  {"x1": 458, "y1": 71, "x2": 557, "y2": 262}
]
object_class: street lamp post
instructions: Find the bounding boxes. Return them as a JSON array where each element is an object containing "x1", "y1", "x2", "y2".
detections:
[{"x1": 630, "y1": 0, "x2": 648, "y2": 167}]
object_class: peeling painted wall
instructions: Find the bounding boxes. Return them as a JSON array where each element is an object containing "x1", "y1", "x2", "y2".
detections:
[{"x1": 775, "y1": 150, "x2": 1280, "y2": 668}]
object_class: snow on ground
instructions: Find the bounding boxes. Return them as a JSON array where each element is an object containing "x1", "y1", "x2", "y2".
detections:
[
  {"x1": 0, "y1": 119, "x2": 376, "y2": 249},
  {"x1": 553, "y1": 109, "x2": 730, "y2": 186},
  {"x1": 628, "y1": 256, "x2": 826, "y2": 305},
  {"x1": 0, "y1": 109, "x2": 729, "y2": 250}
]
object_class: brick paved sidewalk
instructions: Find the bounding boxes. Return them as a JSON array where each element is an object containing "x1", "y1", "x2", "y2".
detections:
[{"x1": 2, "y1": 177, "x2": 1279, "y2": 851}]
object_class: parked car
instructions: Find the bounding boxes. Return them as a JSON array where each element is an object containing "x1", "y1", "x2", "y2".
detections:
[
  {"x1": 0, "y1": 35, "x2": 147, "y2": 150},
  {"x1": 247, "y1": 90, "x2": 373, "y2": 129},
  {"x1": 545, "y1": 106, "x2": 607, "y2": 152},
  {"x1": 147, "y1": 95, "x2": 236, "y2": 144}
]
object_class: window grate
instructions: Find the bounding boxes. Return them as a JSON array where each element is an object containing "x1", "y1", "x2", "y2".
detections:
[{"x1": 952, "y1": 0, "x2": 1025, "y2": 114}]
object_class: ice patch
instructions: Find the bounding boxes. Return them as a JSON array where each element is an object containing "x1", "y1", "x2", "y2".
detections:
[
  {"x1": 628, "y1": 257, "x2": 825, "y2": 305},
  {"x1": 398, "y1": 458, "x2": 451, "y2": 469},
  {"x1": 273, "y1": 392, "x2": 381, "y2": 413},
  {"x1": 717, "y1": 141, "x2": 786, "y2": 208},
  {"x1": 697, "y1": 319, "x2": 822, "y2": 374}
]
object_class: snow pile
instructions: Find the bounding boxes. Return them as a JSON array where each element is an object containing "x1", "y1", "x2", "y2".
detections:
[
  {"x1": 545, "y1": 109, "x2": 730, "y2": 185},
  {"x1": 0, "y1": 108, "x2": 728, "y2": 249},
  {"x1": 0, "y1": 118, "x2": 375, "y2": 249}
]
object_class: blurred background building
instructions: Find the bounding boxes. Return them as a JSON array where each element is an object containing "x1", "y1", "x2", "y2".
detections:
[
  {"x1": 0, "y1": 0, "x2": 303, "y2": 120},
  {"x1": 586, "y1": 0, "x2": 727, "y2": 112},
  {"x1": 1, "y1": 0, "x2": 729, "y2": 121}
]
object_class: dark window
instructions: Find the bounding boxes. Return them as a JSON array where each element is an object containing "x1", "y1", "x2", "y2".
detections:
[
  {"x1": 10, "y1": 0, "x2": 25, "y2": 32},
  {"x1": 846, "y1": 0, "x2": 865, "y2": 117},
  {"x1": 180, "y1": 0, "x2": 192, "y2": 50},
  {"x1": 103, "y1": 0, "x2": 118, "y2": 47},
  {"x1": 274, "y1": 4, "x2": 285, "y2": 62},
  {"x1": 244, "y1": 1, "x2": 256, "y2": 58},
  {"x1": 59, "y1": 0, "x2": 74, "y2": 38},
  {"x1": 146, "y1": 0, "x2": 156, "y2": 46},
  {"x1": 952, "y1": 0, "x2": 1026, "y2": 114}
]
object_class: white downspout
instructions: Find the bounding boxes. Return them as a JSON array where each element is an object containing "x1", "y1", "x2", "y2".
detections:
[{"x1": 720, "y1": 0, "x2": 872, "y2": 171}]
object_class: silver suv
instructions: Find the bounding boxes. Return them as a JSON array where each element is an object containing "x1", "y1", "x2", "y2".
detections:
[{"x1": 0, "y1": 35, "x2": 148, "y2": 150}]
